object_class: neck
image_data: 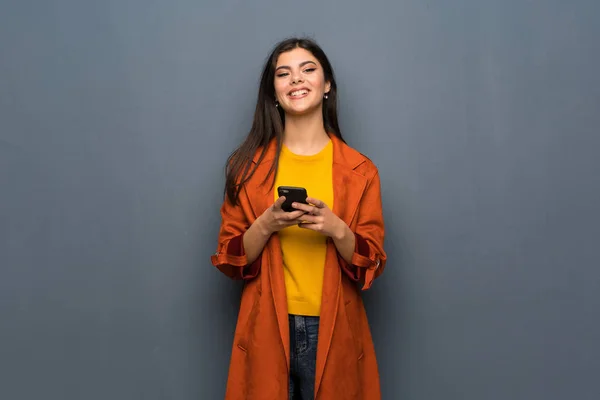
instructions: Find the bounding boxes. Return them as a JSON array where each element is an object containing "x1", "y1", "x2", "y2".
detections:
[{"x1": 283, "y1": 109, "x2": 330, "y2": 155}]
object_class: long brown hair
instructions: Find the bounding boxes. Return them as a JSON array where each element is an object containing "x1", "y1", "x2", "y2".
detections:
[{"x1": 224, "y1": 37, "x2": 344, "y2": 205}]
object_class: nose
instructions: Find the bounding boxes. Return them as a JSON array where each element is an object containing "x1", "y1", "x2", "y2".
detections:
[{"x1": 291, "y1": 71, "x2": 303, "y2": 84}]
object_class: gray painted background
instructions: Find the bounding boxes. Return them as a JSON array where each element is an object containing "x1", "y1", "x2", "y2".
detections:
[{"x1": 1, "y1": 1, "x2": 599, "y2": 399}]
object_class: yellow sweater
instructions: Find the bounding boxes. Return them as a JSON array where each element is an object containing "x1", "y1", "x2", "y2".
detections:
[{"x1": 274, "y1": 140, "x2": 333, "y2": 316}]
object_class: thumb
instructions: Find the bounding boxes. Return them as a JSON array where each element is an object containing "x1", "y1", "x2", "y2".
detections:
[{"x1": 272, "y1": 196, "x2": 286, "y2": 210}]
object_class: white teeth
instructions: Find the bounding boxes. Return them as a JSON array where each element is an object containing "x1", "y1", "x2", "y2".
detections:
[{"x1": 290, "y1": 90, "x2": 308, "y2": 96}]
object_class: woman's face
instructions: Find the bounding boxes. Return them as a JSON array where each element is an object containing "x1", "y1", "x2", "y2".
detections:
[{"x1": 273, "y1": 47, "x2": 331, "y2": 116}]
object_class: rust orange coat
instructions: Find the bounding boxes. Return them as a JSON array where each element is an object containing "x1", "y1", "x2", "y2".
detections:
[{"x1": 211, "y1": 134, "x2": 387, "y2": 399}]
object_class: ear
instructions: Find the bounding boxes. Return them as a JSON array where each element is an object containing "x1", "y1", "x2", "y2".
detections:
[{"x1": 325, "y1": 81, "x2": 331, "y2": 94}]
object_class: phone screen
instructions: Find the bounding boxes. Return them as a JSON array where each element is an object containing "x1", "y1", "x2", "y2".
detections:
[{"x1": 277, "y1": 186, "x2": 308, "y2": 212}]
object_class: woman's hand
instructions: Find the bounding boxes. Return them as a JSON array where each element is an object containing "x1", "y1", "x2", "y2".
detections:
[
  {"x1": 291, "y1": 197, "x2": 348, "y2": 240},
  {"x1": 256, "y1": 196, "x2": 306, "y2": 236},
  {"x1": 292, "y1": 196, "x2": 355, "y2": 263}
]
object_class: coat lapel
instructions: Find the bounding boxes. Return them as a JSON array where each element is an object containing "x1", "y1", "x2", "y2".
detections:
[
  {"x1": 246, "y1": 139, "x2": 278, "y2": 218},
  {"x1": 314, "y1": 135, "x2": 368, "y2": 396},
  {"x1": 245, "y1": 139, "x2": 292, "y2": 371}
]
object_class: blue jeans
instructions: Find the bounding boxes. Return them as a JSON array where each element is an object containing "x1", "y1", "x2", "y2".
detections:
[{"x1": 289, "y1": 314, "x2": 319, "y2": 400}]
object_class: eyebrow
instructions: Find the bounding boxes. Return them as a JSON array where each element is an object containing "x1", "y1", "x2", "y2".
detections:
[{"x1": 275, "y1": 60, "x2": 317, "y2": 71}]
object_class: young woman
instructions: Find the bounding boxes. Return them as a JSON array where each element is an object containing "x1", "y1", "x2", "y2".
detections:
[{"x1": 211, "y1": 37, "x2": 387, "y2": 400}]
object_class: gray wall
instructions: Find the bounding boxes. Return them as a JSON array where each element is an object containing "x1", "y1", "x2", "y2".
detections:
[{"x1": 1, "y1": 1, "x2": 599, "y2": 399}]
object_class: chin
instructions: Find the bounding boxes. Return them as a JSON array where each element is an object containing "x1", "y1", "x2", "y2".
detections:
[{"x1": 283, "y1": 102, "x2": 322, "y2": 116}]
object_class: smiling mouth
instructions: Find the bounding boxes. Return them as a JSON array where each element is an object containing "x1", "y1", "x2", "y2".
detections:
[{"x1": 288, "y1": 89, "x2": 309, "y2": 98}]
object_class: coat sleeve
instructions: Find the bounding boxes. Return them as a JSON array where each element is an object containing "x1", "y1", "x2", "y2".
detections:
[
  {"x1": 210, "y1": 186, "x2": 261, "y2": 280},
  {"x1": 338, "y1": 170, "x2": 387, "y2": 290}
]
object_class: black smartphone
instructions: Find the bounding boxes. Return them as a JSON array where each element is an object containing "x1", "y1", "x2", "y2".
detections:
[{"x1": 277, "y1": 186, "x2": 308, "y2": 212}]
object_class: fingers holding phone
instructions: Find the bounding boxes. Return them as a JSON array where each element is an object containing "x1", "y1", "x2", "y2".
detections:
[
  {"x1": 260, "y1": 195, "x2": 305, "y2": 235},
  {"x1": 292, "y1": 196, "x2": 346, "y2": 239}
]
